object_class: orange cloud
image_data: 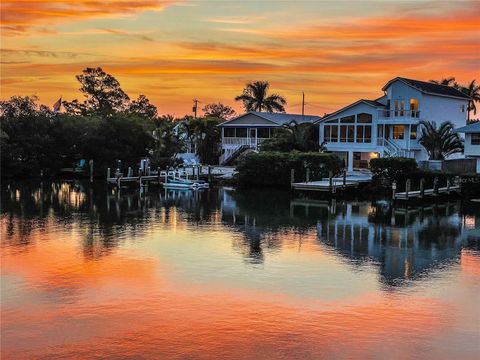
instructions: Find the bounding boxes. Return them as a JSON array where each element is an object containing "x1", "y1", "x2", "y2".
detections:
[
  {"x1": 1, "y1": 1, "x2": 479, "y2": 115},
  {"x1": 1, "y1": 0, "x2": 179, "y2": 34}
]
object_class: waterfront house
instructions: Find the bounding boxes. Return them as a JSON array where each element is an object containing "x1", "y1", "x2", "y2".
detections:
[
  {"x1": 318, "y1": 77, "x2": 470, "y2": 171},
  {"x1": 455, "y1": 121, "x2": 480, "y2": 173},
  {"x1": 219, "y1": 111, "x2": 320, "y2": 164}
]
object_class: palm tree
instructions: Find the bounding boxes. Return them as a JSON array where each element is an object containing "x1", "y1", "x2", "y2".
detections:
[
  {"x1": 235, "y1": 81, "x2": 286, "y2": 112},
  {"x1": 261, "y1": 120, "x2": 318, "y2": 152},
  {"x1": 429, "y1": 77, "x2": 457, "y2": 87},
  {"x1": 419, "y1": 120, "x2": 463, "y2": 160},
  {"x1": 459, "y1": 79, "x2": 480, "y2": 123}
]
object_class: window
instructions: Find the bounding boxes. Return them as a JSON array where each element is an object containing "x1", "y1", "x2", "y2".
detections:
[
  {"x1": 410, "y1": 125, "x2": 417, "y2": 140},
  {"x1": 340, "y1": 115, "x2": 355, "y2": 123},
  {"x1": 356, "y1": 125, "x2": 372, "y2": 143},
  {"x1": 324, "y1": 126, "x2": 331, "y2": 142},
  {"x1": 236, "y1": 128, "x2": 247, "y2": 137},
  {"x1": 326, "y1": 118, "x2": 338, "y2": 123},
  {"x1": 347, "y1": 125, "x2": 355, "y2": 142},
  {"x1": 257, "y1": 128, "x2": 270, "y2": 138},
  {"x1": 410, "y1": 98, "x2": 418, "y2": 110},
  {"x1": 356, "y1": 126, "x2": 363, "y2": 143},
  {"x1": 364, "y1": 125, "x2": 371, "y2": 142},
  {"x1": 393, "y1": 125, "x2": 405, "y2": 139},
  {"x1": 224, "y1": 128, "x2": 235, "y2": 137},
  {"x1": 471, "y1": 134, "x2": 480, "y2": 145},
  {"x1": 340, "y1": 125, "x2": 347, "y2": 142},
  {"x1": 410, "y1": 98, "x2": 419, "y2": 117},
  {"x1": 331, "y1": 126, "x2": 338, "y2": 141},
  {"x1": 461, "y1": 105, "x2": 465, "y2": 113},
  {"x1": 357, "y1": 113, "x2": 372, "y2": 123}
]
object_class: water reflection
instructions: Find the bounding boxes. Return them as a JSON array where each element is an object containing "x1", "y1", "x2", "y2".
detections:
[
  {"x1": 2, "y1": 181, "x2": 480, "y2": 359},
  {"x1": 2, "y1": 181, "x2": 479, "y2": 283},
  {"x1": 316, "y1": 199, "x2": 479, "y2": 286}
]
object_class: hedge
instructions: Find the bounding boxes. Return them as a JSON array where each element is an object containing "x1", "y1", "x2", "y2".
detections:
[
  {"x1": 235, "y1": 151, "x2": 343, "y2": 187},
  {"x1": 370, "y1": 157, "x2": 418, "y2": 185}
]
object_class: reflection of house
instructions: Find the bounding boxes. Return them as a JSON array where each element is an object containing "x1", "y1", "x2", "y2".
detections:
[
  {"x1": 219, "y1": 112, "x2": 320, "y2": 164},
  {"x1": 455, "y1": 121, "x2": 480, "y2": 173},
  {"x1": 318, "y1": 77, "x2": 470, "y2": 171},
  {"x1": 316, "y1": 201, "x2": 466, "y2": 283}
]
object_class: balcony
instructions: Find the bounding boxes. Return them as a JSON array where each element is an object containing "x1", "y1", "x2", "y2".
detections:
[
  {"x1": 378, "y1": 109, "x2": 420, "y2": 120},
  {"x1": 222, "y1": 137, "x2": 268, "y2": 149}
]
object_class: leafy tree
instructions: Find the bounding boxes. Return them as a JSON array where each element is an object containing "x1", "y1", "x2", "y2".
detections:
[
  {"x1": 235, "y1": 81, "x2": 286, "y2": 112},
  {"x1": 63, "y1": 67, "x2": 129, "y2": 116},
  {"x1": 193, "y1": 117, "x2": 223, "y2": 164},
  {"x1": 260, "y1": 121, "x2": 318, "y2": 152},
  {"x1": 129, "y1": 94, "x2": 158, "y2": 120},
  {"x1": 1, "y1": 96, "x2": 58, "y2": 176},
  {"x1": 458, "y1": 79, "x2": 480, "y2": 122},
  {"x1": 202, "y1": 102, "x2": 236, "y2": 120},
  {"x1": 180, "y1": 117, "x2": 222, "y2": 164},
  {"x1": 151, "y1": 115, "x2": 184, "y2": 159},
  {"x1": 419, "y1": 120, "x2": 463, "y2": 160}
]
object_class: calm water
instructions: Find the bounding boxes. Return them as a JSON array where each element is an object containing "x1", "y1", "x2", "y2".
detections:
[{"x1": 1, "y1": 181, "x2": 479, "y2": 359}]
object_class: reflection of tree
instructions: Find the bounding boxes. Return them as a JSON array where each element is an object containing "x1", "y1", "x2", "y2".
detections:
[
  {"x1": 222, "y1": 188, "x2": 324, "y2": 264},
  {"x1": 1, "y1": 181, "x2": 224, "y2": 260}
]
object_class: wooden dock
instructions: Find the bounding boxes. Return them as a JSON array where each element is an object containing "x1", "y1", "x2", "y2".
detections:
[
  {"x1": 291, "y1": 179, "x2": 359, "y2": 192},
  {"x1": 394, "y1": 185, "x2": 460, "y2": 200},
  {"x1": 107, "y1": 166, "x2": 208, "y2": 188},
  {"x1": 393, "y1": 177, "x2": 461, "y2": 201},
  {"x1": 291, "y1": 169, "x2": 372, "y2": 193}
]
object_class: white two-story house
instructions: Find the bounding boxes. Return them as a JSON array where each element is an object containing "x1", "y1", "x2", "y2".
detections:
[
  {"x1": 455, "y1": 121, "x2": 480, "y2": 173},
  {"x1": 318, "y1": 77, "x2": 470, "y2": 171},
  {"x1": 219, "y1": 111, "x2": 320, "y2": 164}
]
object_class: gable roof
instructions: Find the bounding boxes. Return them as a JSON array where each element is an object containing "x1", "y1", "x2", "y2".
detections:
[
  {"x1": 383, "y1": 77, "x2": 470, "y2": 100},
  {"x1": 318, "y1": 99, "x2": 385, "y2": 122},
  {"x1": 220, "y1": 111, "x2": 320, "y2": 127},
  {"x1": 454, "y1": 122, "x2": 480, "y2": 133}
]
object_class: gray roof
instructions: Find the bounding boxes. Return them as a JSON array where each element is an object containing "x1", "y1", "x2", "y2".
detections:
[
  {"x1": 221, "y1": 111, "x2": 320, "y2": 126},
  {"x1": 361, "y1": 99, "x2": 386, "y2": 107},
  {"x1": 455, "y1": 122, "x2": 480, "y2": 133},
  {"x1": 249, "y1": 111, "x2": 320, "y2": 124},
  {"x1": 383, "y1": 77, "x2": 470, "y2": 100}
]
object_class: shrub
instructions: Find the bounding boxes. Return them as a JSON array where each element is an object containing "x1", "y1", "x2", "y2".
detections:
[
  {"x1": 370, "y1": 157, "x2": 418, "y2": 185},
  {"x1": 236, "y1": 151, "x2": 343, "y2": 187}
]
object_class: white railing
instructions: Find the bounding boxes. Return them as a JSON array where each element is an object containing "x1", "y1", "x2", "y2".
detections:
[
  {"x1": 378, "y1": 109, "x2": 420, "y2": 119},
  {"x1": 221, "y1": 138, "x2": 269, "y2": 164},
  {"x1": 223, "y1": 137, "x2": 250, "y2": 146},
  {"x1": 377, "y1": 137, "x2": 417, "y2": 158},
  {"x1": 223, "y1": 137, "x2": 268, "y2": 147}
]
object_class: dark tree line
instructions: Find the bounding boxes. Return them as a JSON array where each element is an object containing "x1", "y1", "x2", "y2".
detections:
[{"x1": 1, "y1": 67, "x2": 224, "y2": 178}]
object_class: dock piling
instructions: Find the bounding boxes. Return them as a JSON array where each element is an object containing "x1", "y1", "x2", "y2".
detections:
[
  {"x1": 419, "y1": 178, "x2": 425, "y2": 198},
  {"x1": 392, "y1": 181, "x2": 397, "y2": 200},
  {"x1": 329, "y1": 171, "x2": 333, "y2": 193},
  {"x1": 89, "y1": 160, "x2": 94, "y2": 182}
]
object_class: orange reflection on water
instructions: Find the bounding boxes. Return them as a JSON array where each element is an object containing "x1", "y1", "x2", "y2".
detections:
[{"x1": 2, "y1": 220, "x2": 468, "y2": 360}]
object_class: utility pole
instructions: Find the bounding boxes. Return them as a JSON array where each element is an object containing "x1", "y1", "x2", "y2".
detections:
[
  {"x1": 193, "y1": 99, "x2": 199, "y2": 118},
  {"x1": 301, "y1": 92, "x2": 305, "y2": 117}
]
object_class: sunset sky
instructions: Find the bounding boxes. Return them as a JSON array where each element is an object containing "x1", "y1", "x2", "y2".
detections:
[{"x1": 1, "y1": 0, "x2": 479, "y2": 116}]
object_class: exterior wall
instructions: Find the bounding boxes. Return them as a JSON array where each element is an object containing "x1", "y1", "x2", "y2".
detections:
[
  {"x1": 464, "y1": 133, "x2": 480, "y2": 157},
  {"x1": 420, "y1": 94, "x2": 468, "y2": 129},
  {"x1": 385, "y1": 80, "x2": 424, "y2": 112}
]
